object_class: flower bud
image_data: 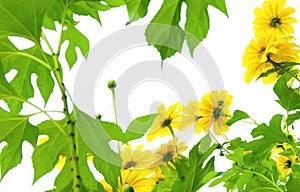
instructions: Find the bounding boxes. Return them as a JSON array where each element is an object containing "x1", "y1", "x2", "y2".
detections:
[
  {"x1": 95, "y1": 114, "x2": 102, "y2": 120},
  {"x1": 123, "y1": 184, "x2": 134, "y2": 192},
  {"x1": 107, "y1": 80, "x2": 116, "y2": 89}
]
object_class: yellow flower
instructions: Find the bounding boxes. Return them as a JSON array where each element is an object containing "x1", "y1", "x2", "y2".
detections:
[
  {"x1": 182, "y1": 100, "x2": 202, "y2": 133},
  {"x1": 37, "y1": 137, "x2": 66, "y2": 170},
  {"x1": 253, "y1": 0, "x2": 297, "y2": 38},
  {"x1": 270, "y1": 142, "x2": 290, "y2": 160},
  {"x1": 121, "y1": 144, "x2": 154, "y2": 169},
  {"x1": 152, "y1": 137, "x2": 187, "y2": 166},
  {"x1": 100, "y1": 169, "x2": 157, "y2": 192},
  {"x1": 147, "y1": 103, "x2": 182, "y2": 142},
  {"x1": 276, "y1": 155, "x2": 298, "y2": 177},
  {"x1": 198, "y1": 90, "x2": 232, "y2": 135},
  {"x1": 243, "y1": 34, "x2": 299, "y2": 83}
]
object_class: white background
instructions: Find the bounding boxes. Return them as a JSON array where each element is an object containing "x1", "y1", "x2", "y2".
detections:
[{"x1": 1, "y1": 0, "x2": 300, "y2": 191}]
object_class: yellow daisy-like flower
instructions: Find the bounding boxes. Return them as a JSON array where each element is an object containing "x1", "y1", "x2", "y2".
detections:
[
  {"x1": 198, "y1": 90, "x2": 232, "y2": 135},
  {"x1": 276, "y1": 155, "x2": 299, "y2": 177},
  {"x1": 121, "y1": 144, "x2": 155, "y2": 169},
  {"x1": 152, "y1": 137, "x2": 187, "y2": 166},
  {"x1": 243, "y1": 34, "x2": 300, "y2": 84},
  {"x1": 270, "y1": 142, "x2": 290, "y2": 160},
  {"x1": 37, "y1": 137, "x2": 66, "y2": 170},
  {"x1": 147, "y1": 102, "x2": 182, "y2": 142},
  {"x1": 253, "y1": 0, "x2": 297, "y2": 38},
  {"x1": 100, "y1": 169, "x2": 157, "y2": 192},
  {"x1": 182, "y1": 100, "x2": 202, "y2": 133}
]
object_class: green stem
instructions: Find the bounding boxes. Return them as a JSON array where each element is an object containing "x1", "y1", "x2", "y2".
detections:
[
  {"x1": 41, "y1": 32, "x2": 55, "y2": 55},
  {"x1": 268, "y1": 59, "x2": 300, "y2": 82},
  {"x1": 111, "y1": 88, "x2": 118, "y2": 125}
]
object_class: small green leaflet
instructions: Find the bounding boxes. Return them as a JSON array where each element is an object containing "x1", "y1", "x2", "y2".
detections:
[
  {"x1": 0, "y1": 108, "x2": 38, "y2": 179},
  {"x1": 274, "y1": 75, "x2": 300, "y2": 111},
  {"x1": 226, "y1": 110, "x2": 250, "y2": 126},
  {"x1": 62, "y1": 24, "x2": 90, "y2": 68},
  {"x1": 128, "y1": 0, "x2": 228, "y2": 60},
  {"x1": 0, "y1": 0, "x2": 53, "y2": 41},
  {"x1": 125, "y1": 0, "x2": 151, "y2": 24}
]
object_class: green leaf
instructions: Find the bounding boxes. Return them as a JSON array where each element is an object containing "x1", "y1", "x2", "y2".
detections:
[
  {"x1": 0, "y1": 63, "x2": 23, "y2": 101},
  {"x1": 62, "y1": 24, "x2": 90, "y2": 68},
  {"x1": 173, "y1": 135, "x2": 218, "y2": 192},
  {"x1": 153, "y1": 165, "x2": 178, "y2": 192},
  {"x1": 102, "y1": 0, "x2": 125, "y2": 7},
  {"x1": 207, "y1": 0, "x2": 228, "y2": 16},
  {"x1": 0, "y1": 108, "x2": 38, "y2": 179},
  {"x1": 1, "y1": 44, "x2": 54, "y2": 113},
  {"x1": 248, "y1": 115, "x2": 286, "y2": 158},
  {"x1": 287, "y1": 111, "x2": 300, "y2": 126},
  {"x1": 145, "y1": 0, "x2": 185, "y2": 60},
  {"x1": 125, "y1": 0, "x2": 151, "y2": 24},
  {"x1": 73, "y1": 106, "x2": 122, "y2": 166},
  {"x1": 185, "y1": 0, "x2": 228, "y2": 54},
  {"x1": 286, "y1": 176, "x2": 300, "y2": 192},
  {"x1": 70, "y1": 1, "x2": 104, "y2": 25},
  {"x1": 93, "y1": 155, "x2": 120, "y2": 190},
  {"x1": 101, "y1": 121, "x2": 125, "y2": 142},
  {"x1": 0, "y1": 0, "x2": 53, "y2": 41},
  {"x1": 32, "y1": 119, "x2": 68, "y2": 183},
  {"x1": 226, "y1": 147, "x2": 244, "y2": 165},
  {"x1": 32, "y1": 118, "x2": 105, "y2": 191},
  {"x1": 226, "y1": 110, "x2": 250, "y2": 126},
  {"x1": 274, "y1": 76, "x2": 300, "y2": 111},
  {"x1": 198, "y1": 133, "x2": 211, "y2": 154},
  {"x1": 123, "y1": 114, "x2": 157, "y2": 143}
]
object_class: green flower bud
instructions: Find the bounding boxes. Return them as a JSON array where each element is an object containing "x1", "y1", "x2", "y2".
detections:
[
  {"x1": 123, "y1": 184, "x2": 134, "y2": 192},
  {"x1": 107, "y1": 80, "x2": 117, "y2": 89},
  {"x1": 95, "y1": 114, "x2": 102, "y2": 120}
]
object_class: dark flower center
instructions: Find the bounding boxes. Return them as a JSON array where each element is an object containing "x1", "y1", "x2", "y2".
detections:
[
  {"x1": 270, "y1": 17, "x2": 281, "y2": 27},
  {"x1": 123, "y1": 184, "x2": 134, "y2": 192},
  {"x1": 163, "y1": 152, "x2": 174, "y2": 162},
  {"x1": 213, "y1": 107, "x2": 222, "y2": 119},
  {"x1": 124, "y1": 161, "x2": 136, "y2": 169},
  {"x1": 284, "y1": 160, "x2": 292, "y2": 169},
  {"x1": 162, "y1": 118, "x2": 172, "y2": 128}
]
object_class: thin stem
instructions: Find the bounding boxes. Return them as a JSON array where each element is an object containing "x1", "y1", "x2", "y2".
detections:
[
  {"x1": 28, "y1": 110, "x2": 64, "y2": 117},
  {"x1": 268, "y1": 59, "x2": 300, "y2": 82},
  {"x1": 249, "y1": 187, "x2": 281, "y2": 192},
  {"x1": 41, "y1": 32, "x2": 55, "y2": 55},
  {"x1": 111, "y1": 88, "x2": 119, "y2": 125}
]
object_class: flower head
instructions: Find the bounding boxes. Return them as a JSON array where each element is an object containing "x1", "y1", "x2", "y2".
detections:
[
  {"x1": 100, "y1": 169, "x2": 157, "y2": 192},
  {"x1": 243, "y1": 34, "x2": 299, "y2": 83},
  {"x1": 182, "y1": 100, "x2": 202, "y2": 133},
  {"x1": 276, "y1": 155, "x2": 299, "y2": 177},
  {"x1": 198, "y1": 90, "x2": 232, "y2": 135},
  {"x1": 253, "y1": 0, "x2": 297, "y2": 38},
  {"x1": 121, "y1": 144, "x2": 154, "y2": 169},
  {"x1": 153, "y1": 137, "x2": 187, "y2": 166},
  {"x1": 147, "y1": 103, "x2": 182, "y2": 142}
]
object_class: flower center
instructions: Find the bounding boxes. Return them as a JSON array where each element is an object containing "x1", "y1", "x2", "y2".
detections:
[
  {"x1": 213, "y1": 107, "x2": 222, "y2": 119},
  {"x1": 123, "y1": 184, "x2": 134, "y2": 192},
  {"x1": 124, "y1": 161, "x2": 136, "y2": 169},
  {"x1": 162, "y1": 118, "x2": 172, "y2": 128},
  {"x1": 284, "y1": 160, "x2": 292, "y2": 169},
  {"x1": 163, "y1": 152, "x2": 173, "y2": 162},
  {"x1": 270, "y1": 17, "x2": 281, "y2": 27}
]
